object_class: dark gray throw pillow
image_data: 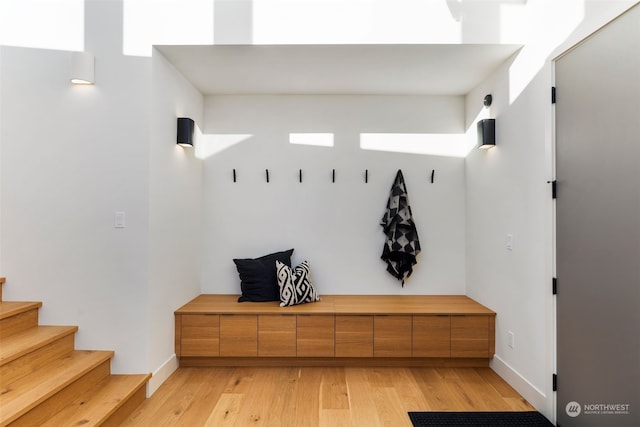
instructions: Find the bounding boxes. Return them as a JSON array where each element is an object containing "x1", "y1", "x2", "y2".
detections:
[{"x1": 233, "y1": 249, "x2": 294, "y2": 302}]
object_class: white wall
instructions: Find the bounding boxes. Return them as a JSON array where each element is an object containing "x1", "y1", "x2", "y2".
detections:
[
  {"x1": 201, "y1": 95, "x2": 467, "y2": 295},
  {"x1": 466, "y1": 58, "x2": 553, "y2": 415},
  {"x1": 0, "y1": 1, "x2": 151, "y2": 373},
  {"x1": 147, "y1": 49, "x2": 203, "y2": 393},
  {"x1": 0, "y1": 1, "x2": 204, "y2": 383},
  {"x1": 464, "y1": 0, "x2": 638, "y2": 421}
]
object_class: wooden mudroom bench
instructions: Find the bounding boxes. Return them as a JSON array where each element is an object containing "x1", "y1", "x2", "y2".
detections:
[{"x1": 174, "y1": 294, "x2": 495, "y2": 367}]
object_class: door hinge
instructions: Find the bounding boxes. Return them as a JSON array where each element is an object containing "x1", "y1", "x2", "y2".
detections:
[
  {"x1": 552, "y1": 86, "x2": 556, "y2": 104},
  {"x1": 553, "y1": 374, "x2": 558, "y2": 391},
  {"x1": 551, "y1": 180, "x2": 557, "y2": 199},
  {"x1": 552, "y1": 278, "x2": 557, "y2": 295}
]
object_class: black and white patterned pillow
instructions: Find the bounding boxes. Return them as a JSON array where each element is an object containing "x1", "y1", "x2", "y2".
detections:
[{"x1": 276, "y1": 260, "x2": 320, "y2": 307}]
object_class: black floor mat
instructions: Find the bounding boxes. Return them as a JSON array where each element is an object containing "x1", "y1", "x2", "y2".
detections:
[{"x1": 408, "y1": 411, "x2": 554, "y2": 427}]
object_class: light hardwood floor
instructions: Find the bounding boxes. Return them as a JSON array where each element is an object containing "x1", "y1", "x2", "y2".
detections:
[{"x1": 121, "y1": 367, "x2": 534, "y2": 426}]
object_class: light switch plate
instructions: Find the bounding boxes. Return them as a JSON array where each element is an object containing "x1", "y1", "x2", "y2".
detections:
[
  {"x1": 508, "y1": 331, "x2": 515, "y2": 349},
  {"x1": 114, "y1": 211, "x2": 126, "y2": 228}
]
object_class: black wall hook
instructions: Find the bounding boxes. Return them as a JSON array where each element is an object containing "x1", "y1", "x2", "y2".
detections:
[
  {"x1": 332, "y1": 169, "x2": 336, "y2": 183},
  {"x1": 365, "y1": 169, "x2": 368, "y2": 183},
  {"x1": 299, "y1": 169, "x2": 303, "y2": 183},
  {"x1": 233, "y1": 169, "x2": 237, "y2": 183},
  {"x1": 430, "y1": 169, "x2": 435, "y2": 183},
  {"x1": 266, "y1": 169, "x2": 270, "y2": 183}
]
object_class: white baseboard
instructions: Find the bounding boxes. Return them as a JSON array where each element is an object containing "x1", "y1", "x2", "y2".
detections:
[
  {"x1": 491, "y1": 354, "x2": 553, "y2": 421},
  {"x1": 147, "y1": 354, "x2": 179, "y2": 397}
]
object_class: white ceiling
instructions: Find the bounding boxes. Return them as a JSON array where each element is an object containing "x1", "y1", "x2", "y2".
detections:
[{"x1": 156, "y1": 44, "x2": 522, "y2": 96}]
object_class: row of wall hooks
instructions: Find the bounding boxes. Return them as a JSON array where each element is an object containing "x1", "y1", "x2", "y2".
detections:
[{"x1": 231, "y1": 169, "x2": 436, "y2": 184}]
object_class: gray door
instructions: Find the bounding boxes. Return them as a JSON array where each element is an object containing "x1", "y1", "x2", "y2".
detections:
[{"x1": 555, "y1": 5, "x2": 640, "y2": 426}]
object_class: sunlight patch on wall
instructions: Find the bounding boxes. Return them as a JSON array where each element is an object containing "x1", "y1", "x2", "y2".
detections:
[
  {"x1": 507, "y1": 0, "x2": 584, "y2": 104},
  {"x1": 289, "y1": 133, "x2": 334, "y2": 147},
  {"x1": 360, "y1": 133, "x2": 474, "y2": 158},
  {"x1": 0, "y1": 0, "x2": 84, "y2": 51},
  {"x1": 123, "y1": 0, "x2": 214, "y2": 56},
  {"x1": 195, "y1": 134, "x2": 253, "y2": 160},
  {"x1": 369, "y1": 0, "x2": 461, "y2": 43},
  {"x1": 499, "y1": 1, "x2": 529, "y2": 44},
  {"x1": 252, "y1": 0, "x2": 374, "y2": 44},
  {"x1": 252, "y1": 0, "x2": 461, "y2": 44}
]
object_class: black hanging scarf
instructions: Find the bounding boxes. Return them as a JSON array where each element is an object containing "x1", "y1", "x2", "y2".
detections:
[{"x1": 380, "y1": 170, "x2": 421, "y2": 285}]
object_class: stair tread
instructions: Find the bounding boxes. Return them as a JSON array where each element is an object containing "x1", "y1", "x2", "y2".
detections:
[
  {"x1": 0, "y1": 301, "x2": 42, "y2": 319},
  {"x1": 0, "y1": 301, "x2": 42, "y2": 320},
  {"x1": 0, "y1": 325, "x2": 78, "y2": 366},
  {"x1": 0, "y1": 349, "x2": 114, "y2": 425},
  {"x1": 40, "y1": 373, "x2": 151, "y2": 427}
]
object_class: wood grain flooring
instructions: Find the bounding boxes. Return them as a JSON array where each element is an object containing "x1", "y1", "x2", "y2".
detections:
[{"x1": 121, "y1": 367, "x2": 534, "y2": 426}]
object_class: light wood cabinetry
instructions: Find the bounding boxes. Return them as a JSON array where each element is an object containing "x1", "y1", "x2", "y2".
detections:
[
  {"x1": 374, "y1": 315, "x2": 412, "y2": 357},
  {"x1": 451, "y1": 315, "x2": 491, "y2": 358},
  {"x1": 335, "y1": 315, "x2": 373, "y2": 357},
  {"x1": 297, "y1": 315, "x2": 334, "y2": 357},
  {"x1": 220, "y1": 314, "x2": 257, "y2": 357},
  {"x1": 412, "y1": 315, "x2": 450, "y2": 357},
  {"x1": 179, "y1": 314, "x2": 220, "y2": 357},
  {"x1": 175, "y1": 295, "x2": 495, "y2": 366},
  {"x1": 258, "y1": 315, "x2": 296, "y2": 357}
]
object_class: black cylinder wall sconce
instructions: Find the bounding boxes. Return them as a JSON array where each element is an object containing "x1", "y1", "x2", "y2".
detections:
[
  {"x1": 477, "y1": 118, "x2": 496, "y2": 149},
  {"x1": 177, "y1": 117, "x2": 195, "y2": 147}
]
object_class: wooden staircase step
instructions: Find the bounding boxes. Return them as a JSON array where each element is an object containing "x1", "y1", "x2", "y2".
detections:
[
  {"x1": 0, "y1": 301, "x2": 41, "y2": 320},
  {"x1": 1, "y1": 325, "x2": 78, "y2": 366},
  {"x1": 40, "y1": 374, "x2": 152, "y2": 427},
  {"x1": 0, "y1": 349, "x2": 114, "y2": 426},
  {"x1": 0, "y1": 301, "x2": 42, "y2": 339},
  {"x1": 0, "y1": 325, "x2": 78, "y2": 385},
  {"x1": 0, "y1": 279, "x2": 149, "y2": 425}
]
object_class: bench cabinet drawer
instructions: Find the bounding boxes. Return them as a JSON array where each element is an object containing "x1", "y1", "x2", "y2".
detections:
[
  {"x1": 220, "y1": 314, "x2": 258, "y2": 357},
  {"x1": 374, "y1": 315, "x2": 412, "y2": 357},
  {"x1": 451, "y1": 315, "x2": 490, "y2": 358},
  {"x1": 412, "y1": 315, "x2": 451, "y2": 357},
  {"x1": 297, "y1": 315, "x2": 335, "y2": 357},
  {"x1": 179, "y1": 314, "x2": 220, "y2": 357},
  {"x1": 258, "y1": 315, "x2": 297, "y2": 357},
  {"x1": 335, "y1": 315, "x2": 373, "y2": 357}
]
